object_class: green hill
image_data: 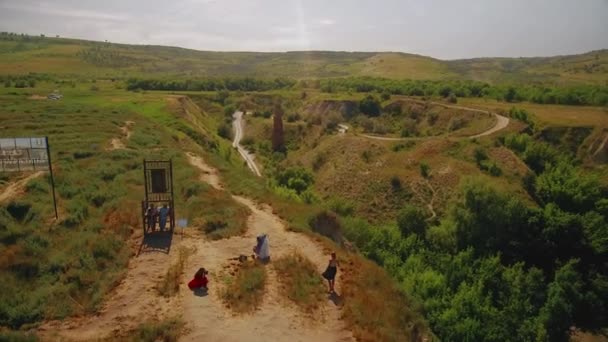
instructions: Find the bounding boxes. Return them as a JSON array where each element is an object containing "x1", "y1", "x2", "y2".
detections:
[{"x1": 1, "y1": 32, "x2": 606, "y2": 84}]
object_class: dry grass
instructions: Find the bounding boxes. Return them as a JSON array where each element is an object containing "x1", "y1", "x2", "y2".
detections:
[
  {"x1": 157, "y1": 247, "x2": 194, "y2": 297},
  {"x1": 273, "y1": 252, "x2": 326, "y2": 314},
  {"x1": 220, "y1": 260, "x2": 267, "y2": 314},
  {"x1": 125, "y1": 317, "x2": 184, "y2": 342},
  {"x1": 338, "y1": 251, "x2": 433, "y2": 342},
  {"x1": 458, "y1": 98, "x2": 608, "y2": 127}
]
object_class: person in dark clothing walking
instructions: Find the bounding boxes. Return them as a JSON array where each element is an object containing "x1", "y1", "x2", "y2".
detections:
[{"x1": 322, "y1": 252, "x2": 339, "y2": 293}]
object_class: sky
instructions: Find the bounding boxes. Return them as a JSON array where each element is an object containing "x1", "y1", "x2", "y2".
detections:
[{"x1": 0, "y1": 0, "x2": 607, "y2": 60}]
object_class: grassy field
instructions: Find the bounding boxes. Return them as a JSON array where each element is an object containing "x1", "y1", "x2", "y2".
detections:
[
  {"x1": 0, "y1": 83, "x2": 251, "y2": 329},
  {"x1": 1, "y1": 33, "x2": 606, "y2": 83}
]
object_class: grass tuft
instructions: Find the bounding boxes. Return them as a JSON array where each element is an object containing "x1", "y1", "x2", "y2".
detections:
[
  {"x1": 221, "y1": 260, "x2": 267, "y2": 314},
  {"x1": 128, "y1": 318, "x2": 184, "y2": 342},
  {"x1": 157, "y1": 247, "x2": 193, "y2": 297},
  {"x1": 273, "y1": 252, "x2": 325, "y2": 313}
]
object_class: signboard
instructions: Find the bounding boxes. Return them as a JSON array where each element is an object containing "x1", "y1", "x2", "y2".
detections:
[{"x1": 0, "y1": 137, "x2": 49, "y2": 172}]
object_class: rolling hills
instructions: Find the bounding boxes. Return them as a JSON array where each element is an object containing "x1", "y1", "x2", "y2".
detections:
[{"x1": 1, "y1": 32, "x2": 607, "y2": 84}]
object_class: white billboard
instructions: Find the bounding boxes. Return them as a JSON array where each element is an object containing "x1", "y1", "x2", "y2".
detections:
[{"x1": 0, "y1": 137, "x2": 50, "y2": 172}]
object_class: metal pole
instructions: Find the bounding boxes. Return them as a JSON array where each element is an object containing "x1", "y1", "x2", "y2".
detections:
[
  {"x1": 143, "y1": 159, "x2": 148, "y2": 235},
  {"x1": 45, "y1": 137, "x2": 58, "y2": 220},
  {"x1": 169, "y1": 159, "x2": 175, "y2": 231}
]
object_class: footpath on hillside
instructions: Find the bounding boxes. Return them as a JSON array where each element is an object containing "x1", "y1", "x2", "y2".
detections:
[{"x1": 39, "y1": 151, "x2": 353, "y2": 341}]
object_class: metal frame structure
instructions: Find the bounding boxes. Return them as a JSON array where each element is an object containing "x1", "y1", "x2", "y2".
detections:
[
  {"x1": 142, "y1": 159, "x2": 175, "y2": 235},
  {"x1": 0, "y1": 137, "x2": 57, "y2": 219}
]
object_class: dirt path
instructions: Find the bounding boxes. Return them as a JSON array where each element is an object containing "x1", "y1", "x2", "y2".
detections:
[
  {"x1": 358, "y1": 100, "x2": 510, "y2": 141},
  {"x1": 180, "y1": 154, "x2": 353, "y2": 342},
  {"x1": 232, "y1": 111, "x2": 262, "y2": 177},
  {"x1": 38, "y1": 231, "x2": 182, "y2": 341},
  {"x1": 38, "y1": 152, "x2": 352, "y2": 341},
  {"x1": 107, "y1": 121, "x2": 135, "y2": 150},
  {"x1": 0, "y1": 172, "x2": 43, "y2": 203}
]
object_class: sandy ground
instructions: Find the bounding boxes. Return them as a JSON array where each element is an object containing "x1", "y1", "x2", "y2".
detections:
[
  {"x1": 0, "y1": 172, "x2": 43, "y2": 203},
  {"x1": 38, "y1": 152, "x2": 353, "y2": 341},
  {"x1": 107, "y1": 121, "x2": 135, "y2": 150}
]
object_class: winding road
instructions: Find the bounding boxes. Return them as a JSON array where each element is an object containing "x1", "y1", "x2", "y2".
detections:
[
  {"x1": 232, "y1": 111, "x2": 262, "y2": 177},
  {"x1": 359, "y1": 100, "x2": 510, "y2": 141}
]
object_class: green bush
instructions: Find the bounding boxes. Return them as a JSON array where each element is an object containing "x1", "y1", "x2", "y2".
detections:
[
  {"x1": 327, "y1": 197, "x2": 356, "y2": 217},
  {"x1": 397, "y1": 205, "x2": 427, "y2": 237},
  {"x1": 275, "y1": 167, "x2": 314, "y2": 194},
  {"x1": 420, "y1": 162, "x2": 430, "y2": 178},
  {"x1": 359, "y1": 95, "x2": 381, "y2": 117},
  {"x1": 73, "y1": 151, "x2": 94, "y2": 159},
  {"x1": 63, "y1": 198, "x2": 89, "y2": 227},
  {"x1": 217, "y1": 124, "x2": 232, "y2": 140}
]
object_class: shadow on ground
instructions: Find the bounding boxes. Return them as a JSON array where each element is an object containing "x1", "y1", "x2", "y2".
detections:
[
  {"x1": 328, "y1": 292, "x2": 344, "y2": 307},
  {"x1": 193, "y1": 288, "x2": 209, "y2": 297},
  {"x1": 137, "y1": 230, "x2": 174, "y2": 255}
]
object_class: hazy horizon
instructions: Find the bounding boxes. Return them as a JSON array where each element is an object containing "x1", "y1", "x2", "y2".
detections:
[{"x1": 0, "y1": 0, "x2": 607, "y2": 60}]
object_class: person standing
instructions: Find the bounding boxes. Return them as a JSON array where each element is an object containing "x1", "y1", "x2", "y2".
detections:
[
  {"x1": 159, "y1": 204, "x2": 169, "y2": 231},
  {"x1": 322, "y1": 252, "x2": 339, "y2": 293},
  {"x1": 146, "y1": 204, "x2": 157, "y2": 231}
]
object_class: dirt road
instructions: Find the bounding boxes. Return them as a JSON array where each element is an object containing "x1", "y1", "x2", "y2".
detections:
[
  {"x1": 359, "y1": 100, "x2": 510, "y2": 141},
  {"x1": 233, "y1": 111, "x2": 261, "y2": 177}
]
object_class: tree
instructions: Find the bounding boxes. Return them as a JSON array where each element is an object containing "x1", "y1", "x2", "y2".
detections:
[
  {"x1": 538, "y1": 260, "x2": 584, "y2": 342},
  {"x1": 504, "y1": 87, "x2": 517, "y2": 102},
  {"x1": 276, "y1": 167, "x2": 314, "y2": 194},
  {"x1": 397, "y1": 205, "x2": 427, "y2": 237},
  {"x1": 359, "y1": 95, "x2": 381, "y2": 117},
  {"x1": 272, "y1": 104, "x2": 285, "y2": 152},
  {"x1": 381, "y1": 91, "x2": 391, "y2": 101}
]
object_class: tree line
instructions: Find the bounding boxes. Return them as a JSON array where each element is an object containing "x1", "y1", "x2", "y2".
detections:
[
  {"x1": 315, "y1": 77, "x2": 608, "y2": 106},
  {"x1": 126, "y1": 77, "x2": 296, "y2": 92}
]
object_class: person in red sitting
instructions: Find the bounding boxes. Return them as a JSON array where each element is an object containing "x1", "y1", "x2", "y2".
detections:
[{"x1": 188, "y1": 268, "x2": 208, "y2": 290}]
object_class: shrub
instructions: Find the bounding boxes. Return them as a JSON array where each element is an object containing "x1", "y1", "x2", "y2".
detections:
[
  {"x1": 474, "y1": 148, "x2": 488, "y2": 165},
  {"x1": 397, "y1": 205, "x2": 428, "y2": 237},
  {"x1": 391, "y1": 176, "x2": 402, "y2": 191},
  {"x1": 447, "y1": 117, "x2": 466, "y2": 131},
  {"x1": 286, "y1": 113, "x2": 301, "y2": 122},
  {"x1": 447, "y1": 92, "x2": 458, "y2": 103},
  {"x1": 204, "y1": 220, "x2": 228, "y2": 233},
  {"x1": 217, "y1": 123, "x2": 232, "y2": 140},
  {"x1": 312, "y1": 153, "x2": 327, "y2": 171},
  {"x1": 73, "y1": 151, "x2": 94, "y2": 159},
  {"x1": 25, "y1": 178, "x2": 47, "y2": 194},
  {"x1": 183, "y1": 182, "x2": 204, "y2": 198},
  {"x1": 275, "y1": 167, "x2": 314, "y2": 194},
  {"x1": 327, "y1": 197, "x2": 356, "y2": 217},
  {"x1": 63, "y1": 198, "x2": 89, "y2": 227},
  {"x1": 133, "y1": 318, "x2": 184, "y2": 342},
  {"x1": 420, "y1": 162, "x2": 430, "y2": 178},
  {"x1": 359, "y1": 95, "x2": 381, "y2": 117},
  {"x1": 308, "y1": 210, "x2": 344, "y2": 244},
  {"x1": 221, "y1": 261, "x2": 266, "y2": 313}
]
